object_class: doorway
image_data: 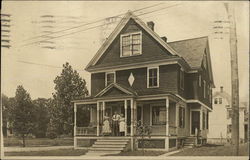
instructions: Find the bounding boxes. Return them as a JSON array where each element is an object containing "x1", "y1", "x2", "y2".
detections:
[{"x1": 191, "y1": 111, "x2": 200, "y2": 135}]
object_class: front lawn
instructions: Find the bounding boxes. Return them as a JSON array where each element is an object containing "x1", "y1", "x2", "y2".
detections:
[
  {"x1": 106, "y1": 150, "x2": 166, "y2": 156},
  {"x1": 171, "y1": 143, "x2": 249, "y2": 156},
  {"x1": 4, "y1": 137, "x2": 73, "y2": 147},
  {"x1": 5, "y1": 148, "x2": 87, "y2": 156}
]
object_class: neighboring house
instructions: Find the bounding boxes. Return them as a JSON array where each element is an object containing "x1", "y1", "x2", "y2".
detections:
[
  {"x1": 73, "y1": 11, "x2": 215, "y2": 154},
  {"x1": 208, "y1": 87, "x2": 248, "y2": 144}
]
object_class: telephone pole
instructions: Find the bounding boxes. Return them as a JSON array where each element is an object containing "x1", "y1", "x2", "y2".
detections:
[{"x1": 224, "y1": 2, "x2": 239, "y2": 156}]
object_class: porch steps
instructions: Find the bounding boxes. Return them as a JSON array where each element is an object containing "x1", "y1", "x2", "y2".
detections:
[
  {"x1": 184, "y1": 137, "x2": 196, "y2": 148},
  {"x1": 85, "y1": 138, "x2": 129, "y2": 156}
]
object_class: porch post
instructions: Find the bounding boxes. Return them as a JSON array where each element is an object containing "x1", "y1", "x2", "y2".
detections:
[
  {"x1": 103, "y1": 101, "x2": 105, "y2": 119},
  {"x1": 97, "y1": 102, "x2": 100, "y2": 136},
  {"x1": 130, "y1": 99, "x2": 134, "y2": 151},
  {"x1": 74, "y1": 103, "x2": 77, "y2": 148},
  {"x1": 124, "y1": 99, "x2": 127, "y2": 136},
  {"x1": 165, "y1": 97, "x2": 169, "y2": 151},
  {"x1": 200, "y1": 107, "x2": 203, "y2": 131},
  {"x1": 176, "y1": 103, "x2": 179, "y2": 135}
]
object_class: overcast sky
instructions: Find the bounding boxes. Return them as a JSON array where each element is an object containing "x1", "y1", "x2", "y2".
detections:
[{"x1": 1, "y1": 1, "x2": 249, "y2": 103}]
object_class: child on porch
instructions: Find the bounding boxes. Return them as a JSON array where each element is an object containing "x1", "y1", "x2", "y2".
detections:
[{"x1": 119, "y1": 113, "x2": 125, "y2": 136}]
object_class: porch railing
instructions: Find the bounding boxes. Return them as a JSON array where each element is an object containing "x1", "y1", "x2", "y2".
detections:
[
  {"x1": 169, "y1": 125, "x2": 177, "y2": 136},
  {"x1": 76, "y1": 127, "x2": 97, "y2": 136}
]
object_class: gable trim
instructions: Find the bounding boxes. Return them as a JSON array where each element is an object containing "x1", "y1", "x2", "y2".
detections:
[
  {"x1": 85, "y1": 11, "x2": 181, "y2": 70},
  {"x1": 95, "y1": 83, "x2": 136, "y2": 98}
]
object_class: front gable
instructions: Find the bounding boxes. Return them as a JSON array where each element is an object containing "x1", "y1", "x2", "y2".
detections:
[
  {"x1": 86, "y1": 11, "x2": 180, "y2": 71},
  {"x1": 95, "y1": 18, "x2": 173, "y2": 67}
]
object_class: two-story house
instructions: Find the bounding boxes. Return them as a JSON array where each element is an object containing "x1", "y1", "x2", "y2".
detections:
[
  {"x1": 72, "y1": 11, "x2": 215, "y2": 154},
  {"x1": 208, "y1": 87, "x2": 248, "y2": 144}
]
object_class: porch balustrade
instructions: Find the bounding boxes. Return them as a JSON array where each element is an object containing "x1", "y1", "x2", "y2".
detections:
[{"x1": 76, "y1": 127, "x2": 97, "y2": 136}]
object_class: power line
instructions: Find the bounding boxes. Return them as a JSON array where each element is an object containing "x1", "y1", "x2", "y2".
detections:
[
  {"x1": 24, "y1": 2, "x2": 165, "y2": 42},
  {"x1": 22, "y1": 3, "x2": 181, "y2": 47}
]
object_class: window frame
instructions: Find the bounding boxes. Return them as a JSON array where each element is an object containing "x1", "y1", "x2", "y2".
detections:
[
  {"x1": 203, "y1": 80, "x2": 206, "y2": 98},
  {"x1": 180, "y1": 68, "x2": 184, "y2": 90},
  {"x1": 147, "y1": 66, "x2": 159, "y2": 88},
  {"x1": 120, "y1": 31, "x2": 142, "y2": 57},
  {"x1": 105, "y1": 72, "x2": 116, "y2": 86},
  {"x1": 198, "y1": 75, "x2": 202, "y2": 87},
  {"x1": 151, "y1": 105, "x2": 166, "y2": 125},
  {"x1": 179, "y1": 106, "x2": 185, "y2": 128}
]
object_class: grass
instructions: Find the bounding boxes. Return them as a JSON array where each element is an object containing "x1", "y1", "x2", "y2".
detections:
[
  {"x1": 106, "y1": 150, "x2": 166, "y2": 156},
  {"x1": 4, "y1": 137, "x2": 73, "y2": 147},
  {"x1": 171, "y1": 143, "x2": 249, "y2": 156},
  {"x1": 5, "y1": 148, "x2": 87, "y2": 156}
]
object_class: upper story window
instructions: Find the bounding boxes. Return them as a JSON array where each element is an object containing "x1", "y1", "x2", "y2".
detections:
[
  {"x1": 214, "y1": 98, "x2": 218, "y2": 104},
  {"x1": 105, "y1": 72, "x2": 115, "y2": 86},
  {"x1": 180, "y1": 69, "x2": 184, "y2": 90},
  {"x1": 219, "y1": 98, "x2": 222, "y2": 104},
  {"x1": 147, "y1": 67, "x2": 159, "y2": 88},
  {"x1": 203, "y1": 80, "x2": 206, "y2": 98},
  {"x1": 152, "y1": 106, "x2": 166, "y2": 125},
  {"x1": 120, "y1": 32, "x2": 142, "y2": 57}
]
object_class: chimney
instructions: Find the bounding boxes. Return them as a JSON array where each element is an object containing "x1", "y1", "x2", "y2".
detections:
[
  {"x1": 220, "y1": 86, "x2": 223, "y2": 93},
  {"x1": 161, "y1": 36, "x2": 167, "y2": 42},
  {"x1": 147, "y1": 21, "x2": 154, "y2": 31}
]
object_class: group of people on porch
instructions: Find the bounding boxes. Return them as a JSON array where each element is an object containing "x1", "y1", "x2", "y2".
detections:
[{"x1": 102, "y1": 111, "x2": 125, "y2": 136}]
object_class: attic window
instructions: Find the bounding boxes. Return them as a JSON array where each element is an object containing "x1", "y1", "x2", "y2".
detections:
[{"x1": 120, "y1": 32, "x2": 142, "y2": 57}]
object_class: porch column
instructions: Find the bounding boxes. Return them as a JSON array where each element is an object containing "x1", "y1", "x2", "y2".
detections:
[
  {"x1": 97, "y1": 102, "x2": 100, "y2": 136},
  {"x1": 124, "y1": 100, "x2": 127, "y2": 136},
  {"x1": 130, "y1": 99, "x2": 134, "y2": 151},
  {"x1": 102, "y1": 101, "x2": 105, "y2": 119},
  {"x1": 200, "y1": 107, "x2": 203, "y2": 131},
  {"x1": 165, "y1": 97, "x2": 169, "y2": 151},
  {"x1": 74, "y1": 103, "x2": 77, "y2": 148},
  {"x1": 176, "y1": 103, "x2": 179, "y2": 135}
]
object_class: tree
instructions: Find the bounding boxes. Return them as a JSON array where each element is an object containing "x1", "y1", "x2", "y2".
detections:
[
  {"x1": 12, "y1": 85, "x2": 35, "y2": 147},
  {"x1": 51, "y1": 62, "x2": 88, "y2": 135},
  {"x1": 32, "y1": 98, "x2": 50, "y2": 138}
]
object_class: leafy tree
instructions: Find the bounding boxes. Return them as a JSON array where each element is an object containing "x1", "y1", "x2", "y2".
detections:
[
  {"x1": 2, "y1": 94, "x2": 12, "y2": 136},
  {"x1": 51, "y1": 62, "x2": 88, "y2": 135},
  {"x1": 12, "y1": 85, "x2": 35, "y2": 147},
  {"x1": 32, "y1": 98, "x2": 50, "y2": 138}
]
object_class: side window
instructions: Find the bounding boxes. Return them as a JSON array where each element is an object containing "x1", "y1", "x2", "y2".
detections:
[
  {"x1": 219, "y1": 98, "x2": 222, "y2": 104},
  {"x1": 180, "y1": 69, "x2": 184, "y2": 90},
  {"x1": 214, "y1": 98, "x2": 218, "y2": 104},
  {"x1": 152, "y1": 106, "x2": 166, "y2": 125},
  {"x1": 203, "y1": 80, "x2": 206, "y2": 98},
  {"x1": 179, "y1": 107, "x2": 185, "y2": 128}
]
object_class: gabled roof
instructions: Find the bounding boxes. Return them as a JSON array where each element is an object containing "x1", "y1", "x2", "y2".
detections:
[
  {"x1": 213, "y1": 91, "x2": 231, "y2": 104},
  {"x1": 95, "y1": 83, "x2": 137, "y2": 98},
  {"x1": 85, "y1": 11, "x2": 181, "y2": 70},
  {"x1": 168, "y1": 36, "x2": 208, "y2": 69}
]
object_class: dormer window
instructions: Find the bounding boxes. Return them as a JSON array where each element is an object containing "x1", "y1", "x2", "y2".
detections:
[
  {"x1": 105, "y1": 72, "x2": 115, "y2": 86},
  {"x1": 120, "y1": 32, "x2": 142, "y2": 57}
]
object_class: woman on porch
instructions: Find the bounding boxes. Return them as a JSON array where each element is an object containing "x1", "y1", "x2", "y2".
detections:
[{"x1": 102, "y1": 112, "x2": 111, "y2": 136}]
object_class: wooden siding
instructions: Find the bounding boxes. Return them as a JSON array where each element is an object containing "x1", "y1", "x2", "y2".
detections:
[
  {"x1": 91, "y1": 64, "x2": 179, "y2": 97},
  {"x1": 94, "y1": 18, "x2": 173, "y2": 68}
]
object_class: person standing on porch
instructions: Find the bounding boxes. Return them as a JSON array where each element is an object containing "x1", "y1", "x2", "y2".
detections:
[
  {"x1": 119, "y1": 113, "x2": 125, "y2": 136},
  {"x1": 102, "y1": 112, "x2": 111, "y2": 136},
  {"x1": 112, "y1": 111, "x2": 120, "y2": 136}
]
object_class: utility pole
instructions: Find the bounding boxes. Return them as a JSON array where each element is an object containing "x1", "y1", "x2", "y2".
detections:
[{"x1": 224, "y1": 2, "x2": 239, "y2": 156}]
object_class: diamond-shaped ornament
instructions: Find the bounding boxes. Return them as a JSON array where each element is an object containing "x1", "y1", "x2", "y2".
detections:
[{"x1": 128, "y1": 72, "x2": 135, "y2": 86}]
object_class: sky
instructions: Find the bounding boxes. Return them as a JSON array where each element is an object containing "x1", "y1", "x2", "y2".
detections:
[{"x1": 1, "y1": 1, "x2": 249, "y2": 103}]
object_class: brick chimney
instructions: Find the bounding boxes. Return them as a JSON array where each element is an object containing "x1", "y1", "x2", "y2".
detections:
[
  {"x1": 147, "y1": 21, "x2": 154, "y2": 31},
  {"x1": 161, "y1": 36, "x2": 167, "y2": 42},
  {"x1": 220, "y1": 86, "x2": 223, "y2": 93}
]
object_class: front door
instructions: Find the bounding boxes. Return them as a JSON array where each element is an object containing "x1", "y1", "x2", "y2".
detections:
[{"x1": 191, "y1": 111, "x2": 200, "y2": 135}]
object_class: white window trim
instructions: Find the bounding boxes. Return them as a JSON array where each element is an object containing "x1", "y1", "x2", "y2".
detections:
[
  {"x1": 180, "y1": 68, "x2": 184, "y2": 90},
  {"x1": 120, "y1": 31, "x2": 142, "y2": 57},
  {"x1": 179, "y1": 105, "x2": 185, "y2": 128},
  {"x1": 105, "y1": 72, "x2": 116, "y2": 86},
  {"x1": 147, "y1": 66, "x2": 159, "y2": 88},
  {"x1": 203, "y1": 80, "x2": 206, "y2": 98}
]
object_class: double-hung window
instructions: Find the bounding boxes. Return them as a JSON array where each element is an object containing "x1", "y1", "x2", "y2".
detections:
[
  {"x1": 106, "y1": 72, "x2": 115, "y2": 86},
  {"x1": 203, "y1": 80, "x2": 206, "y2": 98},
  {"x1": 180, "y1": 69, "x2": 184, "y2": 89},
  {"x1": 179, "y1": 107, "x2": 185, "y2": 128},
  {"x1": 121, "y1": 32, "x2": 142, "y2": 57},
  {"x1": 147, "y1": 67, "x2": 159, "y2": 88},
  {"x1": 152, "y1": 106, "x2": 166, "y2": 125}
]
